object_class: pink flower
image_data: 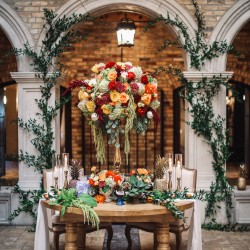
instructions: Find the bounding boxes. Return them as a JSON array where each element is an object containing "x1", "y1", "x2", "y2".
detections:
[
  {"x1": 130, "y1": 82, "x2": 139, "y2": 94},
  {"x1": 115, "y1": 81, "x2": 126, "y2": 93}
]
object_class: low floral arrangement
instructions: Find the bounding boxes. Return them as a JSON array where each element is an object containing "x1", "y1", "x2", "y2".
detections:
[
  {"x1": 87, "y1": 166, "x2": 122, "y2": 202},
  {"x1": 66, "y1": 61, "x2": 160, "y2": 163},
  {"x1": 126, "y1": 168, "x2": 153, "y2": 200}
]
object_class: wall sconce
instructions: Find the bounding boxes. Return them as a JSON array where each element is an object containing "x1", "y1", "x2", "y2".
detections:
[{"x1": 116, "y1": 14, "x2": 136, "y2": 47}]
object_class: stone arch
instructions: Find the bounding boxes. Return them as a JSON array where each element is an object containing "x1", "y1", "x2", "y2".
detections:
[
  {"x1": 0, "y1": 1, "x2": 35, "y2": 71},
  {"x1": 208, "y1": 0, "x2": 250, "y2": 72},
  {"x1": 37, "y1": 0, "x2": 197, "y2": 70}
]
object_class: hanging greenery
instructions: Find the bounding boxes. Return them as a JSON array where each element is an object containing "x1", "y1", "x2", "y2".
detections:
[
  {"x1": 143, "y1": 0, "x2": 239, "y2": 226},
  {"x1": 8, "y1": 8, "x2": 95, "y2": 230}
]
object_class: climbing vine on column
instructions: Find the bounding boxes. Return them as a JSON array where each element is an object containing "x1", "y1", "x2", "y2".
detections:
[
  {"x1": 144, "y1": 0, "x2": 239, "y2": 226},
  {"x1": 8, "y1": 8, "x2": 94, "y2": 230}
]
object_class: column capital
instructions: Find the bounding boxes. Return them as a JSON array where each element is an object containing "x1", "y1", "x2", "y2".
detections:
[{"x1": 183, "y1": 71, "x2": 234, "y2": 81}]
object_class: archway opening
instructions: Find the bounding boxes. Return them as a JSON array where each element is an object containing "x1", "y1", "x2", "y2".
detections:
[
  {"x1": 0, "y1": 28, "x2": 18, "y2": 186},
  {"x1": 226, "y1": 20, "x2": 250, "y2": 184},
  {"x1": 59, "y1": 10, "x2": 186, "y2": 173}
]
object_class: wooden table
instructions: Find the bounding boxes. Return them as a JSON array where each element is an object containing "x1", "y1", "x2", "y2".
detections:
[{"x1": 42, "y1": 200, "x2": 193, "y2": 250}]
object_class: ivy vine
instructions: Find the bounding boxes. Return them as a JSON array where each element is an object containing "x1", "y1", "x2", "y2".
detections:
[
  {"x1": 144, "y1": 0, "x2": 239, "y2": 226},
  {"x1": 8, "y1": 8, "x2": 94, "y2": 229}
]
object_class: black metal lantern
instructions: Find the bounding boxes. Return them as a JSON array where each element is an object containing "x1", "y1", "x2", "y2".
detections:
[{"x1": 116, "y1": 15, "x2": 136, "y2": 47}]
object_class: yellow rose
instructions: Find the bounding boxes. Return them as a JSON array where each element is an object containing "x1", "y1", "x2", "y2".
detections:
[
  {"x1": 120, "y1": 92, "x2": 129, "y2": 104},
  {"x1": 141, "y1": 94, "x2": 151, "y2": 105},
  {"x1": 91, "y1": 64, "x2": 99, "y2": 73},
  {"x1": 101, "y1": 104, "x2": 111, "y2": 115},
  {"x1": 86, "y1": 101, "x2": 95, "y2": 112},
  {"x1": 78, "y1": 90, "x2": 89, "y2": 101},
  {"x1": 110, "y1": 90, "x2": 121, "y2": 102},
  {"x1": 108, "y1": 71, "x2": 117, "y2": 81},
  {"x1": 116, "y1": 62, "x2": 125, "y2": 69}
]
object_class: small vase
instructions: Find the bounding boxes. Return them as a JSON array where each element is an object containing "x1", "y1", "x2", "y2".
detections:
[
  {"x1": 100, "y1": 188, "x2": 112, "y2": 202},
  {"x1": 116, "y1": 195, "x2": 124, "y2": 206},
  {"x1": 237, "y1": 177, "x2": 246, "y2": 190}
]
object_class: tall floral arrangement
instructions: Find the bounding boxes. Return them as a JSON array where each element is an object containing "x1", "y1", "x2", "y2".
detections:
[{"x1": 67, "y1": 61, "x2": 160, "y2": 164}]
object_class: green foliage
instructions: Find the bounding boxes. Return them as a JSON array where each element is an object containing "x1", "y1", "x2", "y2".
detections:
[
  {"x1": 127, "y1": 174, "x2": 152, "y2": 197},
  {"x1": 50, "y1": 189, "x2": 99, "y2": 228},
  {"x1": 144, "y1": 0, "x2": 239, "y2": 227},
  {"x1": 8, "y1": 8, "x2": 94, "y2": 226}
]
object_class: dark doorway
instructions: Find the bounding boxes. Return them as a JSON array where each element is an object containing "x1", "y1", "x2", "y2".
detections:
[{"x1": 0, "y1": 87, "x2": 5, "y2": 176}]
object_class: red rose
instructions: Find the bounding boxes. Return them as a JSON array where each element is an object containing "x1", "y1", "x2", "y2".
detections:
[
  {"x1": 87, "y1": 86, "x2": 92, "y2": 91},
  {"x1": 108, "y1": 80, "x2": 117, "y2": 90},
  {"x1": 141, "y1": 75, "x2": 148, "y2": 84},
  {"x1": 137, "y1": 107, "x2": 147, "y2": 117},
  {"x1": 127, "y1": 72, "x2": 136, "y2": 81},
  {"x1": 115, "y1": 81, "x2": 126, "y2": 93},
  {"x1": 134, "y1": 94, "x2": 141, "y2": 104},
  {"x1": 105, "y1": 62, "x2": 116, "y2": 69},
  {"x1": 98, "y1": 181, "x2": 106, "y2": 188},
  {"x1": 88, "y1": 178, "x2": 95, "y2": 186}
]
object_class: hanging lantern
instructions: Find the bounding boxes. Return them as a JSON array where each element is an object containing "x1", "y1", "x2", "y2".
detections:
[{"x1": 116, "y1": 14, "x2": 136, "y2": 47}]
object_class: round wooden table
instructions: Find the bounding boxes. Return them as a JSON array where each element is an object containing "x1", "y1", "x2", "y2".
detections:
[{"x1": 42, "y1": 200, "x2": 193, "y2": 250}]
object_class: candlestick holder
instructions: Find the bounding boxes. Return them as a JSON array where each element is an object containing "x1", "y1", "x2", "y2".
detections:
[
  {"x1": 54, "y1": 177, "x2": 58, "y2": 191},
  {"x1": 64, "y1": 170, "x2": 69, "y2": 189},
  {"x1": 168, "y1": 171, "x2": 172, "y2": 192},
  {"x1": 177, "y1": 177, "x2": 181, "y2": 192}
]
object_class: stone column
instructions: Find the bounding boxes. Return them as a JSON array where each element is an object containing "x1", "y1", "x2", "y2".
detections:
[
  {"x1": 10, "y1": 72, "x2": 60, "y2": 191},
  {"x1": 183, "y1": 71, "x2": 233, "y2": 190}
]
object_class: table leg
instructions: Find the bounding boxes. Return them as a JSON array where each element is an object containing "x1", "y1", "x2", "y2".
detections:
[
  {"x1": 65, "y1": 223, "x2": 77, "y2": 250},
  {"x1": 155, "y1": 223, "x2": 171, "y2": 250},
  {"x1": 77, "y1": 223, "x2": 86, "y2": 250}
]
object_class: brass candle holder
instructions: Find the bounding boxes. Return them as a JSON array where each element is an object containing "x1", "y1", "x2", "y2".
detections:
[
  {"x1": 54, "y1": 177, "x2": 59, "y2": 191},
  {"x1": 168, "y1": 171, "x2": 172, "y2": 192},
  {"x1": 64, "y1": 170, "x2": 69, "y2": 189},
  {"x1": 177, "y1": 177, "x2": 181, "y2": 192}
]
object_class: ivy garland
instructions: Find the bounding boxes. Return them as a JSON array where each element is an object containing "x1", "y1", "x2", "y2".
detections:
[
  {"x1": 144, "y1": 0, "x2": 239, "y2": 227},
  {"x1": 8, "y1": 9, "x2": 95, "y2": 230}
]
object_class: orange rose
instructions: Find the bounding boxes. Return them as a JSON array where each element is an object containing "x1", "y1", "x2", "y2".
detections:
[
  {"x1": 120, "y1": 92, "x2": 129, "y2": 104},
  {"x1": 145, "y1": 84, "x2": 157, "y2": 94},
  {"x1": 124, "y1": 82, "x2": 129, "y2": 90},
  {"x1": 137, "y1": 168, "x2": 148, "y2": 175},
  {"x1": 108, "y1": 71, "x2": 117, "y2": 81},
  {"x1": 141, "y1": 94, "x2": 151, "y2": 105}
]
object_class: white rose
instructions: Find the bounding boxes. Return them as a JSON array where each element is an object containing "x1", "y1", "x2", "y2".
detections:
[
  {"x1": 147, "y1": 111, "x2": 153, "y2": 119},
  {"x1": 121, "y1": 71, "x2": 128, "y2": 79},
  {"x1": 138, "y1": 102, "x2": 145, "y2": 107},
  {"x1": 77, "y1": 100, "x2": 87, "y2": 111},
  {"x1": 89, "y1": 78, "x2": 97, "y2": 87},
  {"x1": 137, "y1": 83, "x2": 145, "y2": 95},
  {"x1": 91, "y1": 113, "x2": 98, "y2": 121},
  {"x1": 98, "y1": 79, "x2": 109, "y2": 92},
  {"x1": 130, "y1": 67, "x2": 143, "y2": 79}
]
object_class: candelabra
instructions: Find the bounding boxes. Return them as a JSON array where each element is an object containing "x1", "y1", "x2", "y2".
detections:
[
  {"x1": 168, "y1": 171, "x2": 172, "y2": 192},
  {"x1": 177, "y1": 177, "x2": 181, "y2": 192},
  {"x1": 64, "y1": 170, "x2": 69, "y2": 189}
]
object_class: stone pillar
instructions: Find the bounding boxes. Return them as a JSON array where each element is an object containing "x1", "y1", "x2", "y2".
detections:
[
  {"x1": 10, "y1": 72, "x2": 60, "y2": 191},
  {"x1": 183, "y1": 71, "x2": 233, "y2": 190}
]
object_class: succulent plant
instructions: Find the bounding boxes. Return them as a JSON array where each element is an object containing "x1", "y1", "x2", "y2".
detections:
[
  {"x1": 70, "y1": 159, "x2": 82, "y2": 180},
  {"x1": 155, "y1": 155, "x2": 168, "y2": 179}
]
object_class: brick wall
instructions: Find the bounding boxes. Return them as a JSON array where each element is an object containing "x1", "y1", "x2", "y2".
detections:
[
  {"x1": 227, "y1": 21, "x2": 250, "y2": 85},
  {"x1": 0, "y1": 29, "x2": 17, "y2": 83},
  {"x1": 3, "y1": 0, "x2": 237, "y2": 42}
]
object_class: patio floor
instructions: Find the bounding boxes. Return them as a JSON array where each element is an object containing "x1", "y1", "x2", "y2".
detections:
[{"x1": 0, "y1": 225, "x2": 250, "y2": 250}]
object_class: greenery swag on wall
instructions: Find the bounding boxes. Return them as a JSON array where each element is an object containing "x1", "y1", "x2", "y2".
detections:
[
  {"x1": 8, "y1": 9, "x2": 95, "y2": 230},
  {"x1": 144, "y1": 0, "x2": 238, "y2": 227}
]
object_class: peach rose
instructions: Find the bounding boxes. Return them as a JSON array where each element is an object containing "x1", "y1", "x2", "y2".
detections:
[
  {"x1": 108, "y1": 71, "x2": 117, "y2": 81},
  {"x1": 141, "y1": 94, "x2": 152, "y2": 105},
  {"x1": 91, "y1": 166, "x2": 97, "y2": 172},
  {"x1": 86, "y1": 101, "x2": 95, "y2": 112},
  {"x1": 99, "y1": 172, "x2": 106, "y2": 181},
  {"x1": 120, "y1": 92, "x2": 129, "y2": 104},
  {"x1": 137, "y1": 168, "x2": 148, "y2": 175},
  {"x1": 110, "y1": 90, "x2": 121, "y2": 102}
]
